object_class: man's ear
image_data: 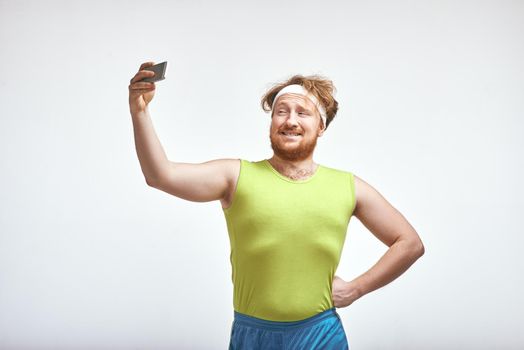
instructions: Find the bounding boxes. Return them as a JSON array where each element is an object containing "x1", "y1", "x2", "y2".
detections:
[{"x1": 318, "y1": 121, "x2": 326, "y2": 137}]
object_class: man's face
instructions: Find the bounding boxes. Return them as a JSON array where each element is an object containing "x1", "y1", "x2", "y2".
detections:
[{"x1": 269, "y1": 93, "x2": 325, "y2": 161}]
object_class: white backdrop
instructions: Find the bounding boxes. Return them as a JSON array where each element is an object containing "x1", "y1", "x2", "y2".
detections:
[{"x1": 1, "y1": 0, "x2": 523, "y2": 349}]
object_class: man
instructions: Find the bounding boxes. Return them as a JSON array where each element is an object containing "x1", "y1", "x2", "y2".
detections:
[{"x1": 128, "y1": 61, "x2": 425, "y2": 349}]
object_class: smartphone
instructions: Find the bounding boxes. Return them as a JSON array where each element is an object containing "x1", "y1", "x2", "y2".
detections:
[{"x1": 141, "y1": 61, "x2": 167, "y2": 82}]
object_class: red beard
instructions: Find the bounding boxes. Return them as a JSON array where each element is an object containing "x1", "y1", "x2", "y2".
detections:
[{"x1": 269, "y1": 129, "x2": 318, "y2": 161}]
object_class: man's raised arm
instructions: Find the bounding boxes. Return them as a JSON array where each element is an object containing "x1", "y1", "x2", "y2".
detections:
[{"x1": 128, "y1": 61, "x2": 238, "y2": 204}]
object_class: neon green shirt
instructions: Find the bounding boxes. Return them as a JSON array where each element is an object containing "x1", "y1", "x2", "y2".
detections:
[{"x1": 222, "y1": 159, "x2": 356, "y2": 321}]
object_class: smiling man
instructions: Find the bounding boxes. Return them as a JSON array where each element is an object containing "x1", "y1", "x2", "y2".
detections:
[{"x1": 129, "y1": 62, "x2": 425, "y2": 349}]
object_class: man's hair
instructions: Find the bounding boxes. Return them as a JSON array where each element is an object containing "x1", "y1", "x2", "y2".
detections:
[{"x1": 260, "y1": 74, "x2": 339, "y2": 130}]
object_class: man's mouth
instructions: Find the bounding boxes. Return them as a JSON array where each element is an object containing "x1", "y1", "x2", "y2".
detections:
[{"x1": 280, "y1": 131, "x2": 302, "y2": 138}]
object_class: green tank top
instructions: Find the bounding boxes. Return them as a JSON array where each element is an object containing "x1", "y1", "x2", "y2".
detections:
[{"x1": 222, "y1": 159, "x2": 356, "y2": 321}]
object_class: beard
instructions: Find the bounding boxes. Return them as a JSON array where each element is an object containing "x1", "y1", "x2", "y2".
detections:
[{"x1": 269, "y1": 129, "x2": 318, "y2": 161}]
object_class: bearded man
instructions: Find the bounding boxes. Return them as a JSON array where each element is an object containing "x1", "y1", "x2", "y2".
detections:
[{"x1": 128, "y1": 62, "x2": 425, "y2": 349}]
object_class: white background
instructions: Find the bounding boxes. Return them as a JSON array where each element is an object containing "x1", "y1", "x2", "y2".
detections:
[{"x1": 1, "y1": 0, "x2": 523, "y2": 349}]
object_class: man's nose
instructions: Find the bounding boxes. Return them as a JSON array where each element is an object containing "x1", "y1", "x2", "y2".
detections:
[{"x1": 285, "y1": 111, "x2": 299, "y2": 125}]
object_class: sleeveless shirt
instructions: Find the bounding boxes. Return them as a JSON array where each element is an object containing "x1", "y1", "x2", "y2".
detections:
[{"x1": 222, "y1": 159, "x2": 356, "y2": 321}]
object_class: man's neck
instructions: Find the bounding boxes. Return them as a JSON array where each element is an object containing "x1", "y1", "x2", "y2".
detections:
[{"x1": 267, "y1": 155, "x2": 318, "y2": 180}]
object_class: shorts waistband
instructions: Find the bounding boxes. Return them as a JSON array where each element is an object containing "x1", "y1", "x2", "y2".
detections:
[{"x1": 233, "y1": 307, "x2": 338, "y2": 331}]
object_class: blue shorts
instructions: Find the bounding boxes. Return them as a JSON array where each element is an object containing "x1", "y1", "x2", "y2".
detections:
[{"x1": 228, "y1": 307, "x2": 349, "y2": 350}]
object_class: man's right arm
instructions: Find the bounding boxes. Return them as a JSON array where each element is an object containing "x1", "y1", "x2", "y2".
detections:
[
  {"x1": 129, "y1": 62, "x2": 237, "y2": 204},
  {"x1": 149, "y1": 159, "x2": 240, "y2": 203},
  {"x1": 132, "y1": 108, "x2": 238, "y2": 204}
]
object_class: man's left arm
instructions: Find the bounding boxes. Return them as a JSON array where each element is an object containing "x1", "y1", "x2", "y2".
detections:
[{"x1": 332, "y1": 174, "x2": 425, "y2": 308}]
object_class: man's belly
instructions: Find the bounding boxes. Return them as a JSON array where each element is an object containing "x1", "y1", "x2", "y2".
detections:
[{"x1": 231, "y1": 249, "x2": 337, "y2": 321}]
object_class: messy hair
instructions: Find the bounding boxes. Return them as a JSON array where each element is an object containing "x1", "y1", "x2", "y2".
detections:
[{"x1": 260, "y1": 74, "x2": 339, "y2": 130}]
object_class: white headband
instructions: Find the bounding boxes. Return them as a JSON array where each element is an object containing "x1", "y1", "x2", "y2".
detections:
[{"x1": 271, "y1": 84, "x2": 327, "y2": 129}]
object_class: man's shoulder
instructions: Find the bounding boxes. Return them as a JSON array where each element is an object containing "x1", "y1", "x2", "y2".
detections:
[
  {"x1": 320, "y1": 162, "x2": 354, "y2": 177},
  {"x1": 208, "y1": 158, "x2": 242, "y2": 184}
]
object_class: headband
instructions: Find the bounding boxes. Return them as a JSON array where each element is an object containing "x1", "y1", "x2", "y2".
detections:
[{"x1": 271, "y1": 84, "x2": 327, "y2": 129}]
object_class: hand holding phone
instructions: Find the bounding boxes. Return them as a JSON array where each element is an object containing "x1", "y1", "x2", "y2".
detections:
[
  {"x1": 140, "y1": 61, "x2": 167, "y2": 83},
  {"x1": 129, "y1": 61, "x2": 166, "y2": 113}
]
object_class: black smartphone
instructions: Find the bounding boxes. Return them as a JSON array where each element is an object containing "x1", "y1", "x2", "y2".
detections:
[{"x1": 141, "y1": 61, "x2": 167, "y2": 82}]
